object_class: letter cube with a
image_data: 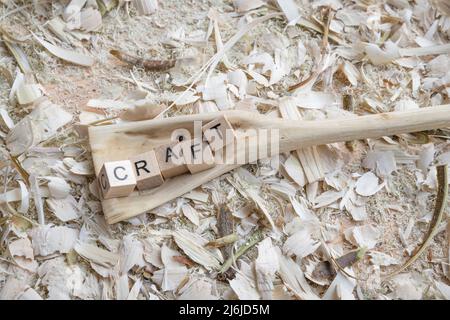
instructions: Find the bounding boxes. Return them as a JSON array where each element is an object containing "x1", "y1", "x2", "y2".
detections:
[{"x1": 154, "y1": 141, "x2": 188, "y2": 179}]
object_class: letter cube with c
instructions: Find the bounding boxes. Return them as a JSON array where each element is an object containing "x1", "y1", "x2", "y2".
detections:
[{"x1": 98, "y1": 160, "x2": 137, "y2": 199}]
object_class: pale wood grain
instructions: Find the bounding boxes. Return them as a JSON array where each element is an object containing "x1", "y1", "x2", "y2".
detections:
[{"x1": 89, "y1": 105, "x2": 450, "y2": 224}]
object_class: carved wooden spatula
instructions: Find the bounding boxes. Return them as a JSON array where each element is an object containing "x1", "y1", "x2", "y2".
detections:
[{"x1": 89, "y1": 104, "x2": 450, "y2": 224}]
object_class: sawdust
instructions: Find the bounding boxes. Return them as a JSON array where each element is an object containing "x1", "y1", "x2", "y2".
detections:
[{"x1": 0, "y1": 0, "x2": 449, "y2": 300}]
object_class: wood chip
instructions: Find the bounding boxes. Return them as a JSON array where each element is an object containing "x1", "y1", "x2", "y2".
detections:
[
  {"x1": 33, "y1": 33, "x2": 94, "y2": 67},
  {"x1": 74, "y1": 241, "x2": 119, "y2": 268}
]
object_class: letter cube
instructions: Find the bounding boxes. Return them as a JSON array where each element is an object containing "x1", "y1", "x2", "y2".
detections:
[
  {"x1": 129, "y1": 150, "x2": 164, "y2": 191},
  {"x1": 98, "y1": 160, "x2": 136, "y2": 199},
  {"x1": 154, "y1": 141, "x2": 188, "y2": 179},
  {"x1": 202, "y1": 115, "x2": 236, "y2": 151},
  {"x1": 181, "y1": 138, "x2": 215, "y2": 174}
]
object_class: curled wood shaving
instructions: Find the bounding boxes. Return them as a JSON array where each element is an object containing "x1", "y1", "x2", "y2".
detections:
[
  {"x1": 16, "y1": 181, "x2": 29, "y2": 215},
  {"x1": 173, "y1": 229, "x2": 222, "y2": 271},
  {"x1": 246, "y1": 188, "x2": 278, "y2": 231},
  {"x1": 32, "y1": 33, "x2": 94, "y2": 67},
  {"x1": 110, "y1": 49, "x2": 176, "y2": 71},
  {"x1": 382, "y1": 165, "x2": 448, "y2": 281},
  {"x1": 119, "y1": 103, "x2": 165, "y2": 121},
  {"x1": 74, "y1": 241, "x2": 119, "y2": 268},
  {"x1": 276, "y1": 0, "x2": 300, "y2": 24},
  {"x1": 323, "y1": 165, "x2": 448, "y2": 282},
  {"x1": 288, "y1": 73, "x2": 316, "y2": 91},
  {"x1": 233, "y1": 0, "x2": 265, "y2": 12},
  {"x1": 255, "y1": 238, "x2": 279, "y2": 299}
]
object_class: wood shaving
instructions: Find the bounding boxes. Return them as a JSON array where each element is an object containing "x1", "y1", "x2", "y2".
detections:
[
  {"x1": 32, "y1": 33, "x2": 94, "y2": 67},
  {"x1": 173, "y1": 229, "x2": 222, "y2": 270}
]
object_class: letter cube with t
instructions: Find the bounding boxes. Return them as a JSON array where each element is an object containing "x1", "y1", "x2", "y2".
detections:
[
  {"x1": 98, "y1": 160, "x2": 136, "y2": 199},
  {"x1": 129, "y1": 151, "x2": 164, "y2": 191},
  {"x1": 202, "y1": 115, "x2": 236, "y2": 151},
  {"x1": 181, "y1": 138, "x2": 215, "y2": 174},
  {"x1": 154, "y1": 141, "x2": 188, "y2": 179}
]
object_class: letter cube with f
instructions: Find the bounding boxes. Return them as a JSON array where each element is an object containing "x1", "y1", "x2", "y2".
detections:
[
  {"x1": 181, "y1": 138, "x2": 215, "y2": 174},
  {"x1": 98, "y1": 160, "x2": 137, "y2": 199}
]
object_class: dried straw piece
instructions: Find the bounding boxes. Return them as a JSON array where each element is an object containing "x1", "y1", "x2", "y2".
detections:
[
  {"x1": 297, "y1": 17, "x2": 344, "y2": 45},
  {"x1": 110, "y1": 49, "x2": 176, "y2": 71},
  {"x1": 219, "y1": 230, "x2": 263, "y2": 274},
  {"x1": 3, "y1": 40, "x2": 33, "y2": 74},
  {"x1": 321, "y1": 6, "x2": 333, "y2": 49}
]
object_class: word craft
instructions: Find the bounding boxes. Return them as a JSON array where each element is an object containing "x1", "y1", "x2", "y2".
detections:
[{"x1": 96, "y1": 115, "x2": 238, "y2": 200}]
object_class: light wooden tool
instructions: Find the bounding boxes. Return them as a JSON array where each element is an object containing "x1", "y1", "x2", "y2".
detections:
[{"x1": 89, "y1": 104, "x2": 450, "y2": 224}]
